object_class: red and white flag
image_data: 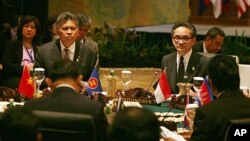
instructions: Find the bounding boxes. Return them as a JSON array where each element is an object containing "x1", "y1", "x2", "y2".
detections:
[
  {"x1": 236, "y1": 0, "x2": 250, "y2": 18},
  {"x1": 211, "y1": 0, "x2": 222, "y2": 18},
  {"x1": 154, "y1": 71, "x2": 172, "y2": 104}
]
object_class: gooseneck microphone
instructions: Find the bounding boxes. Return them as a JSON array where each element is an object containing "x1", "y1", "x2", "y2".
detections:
[{"x1": 147, "y1": 70, "x2": 159, "y2": 91}]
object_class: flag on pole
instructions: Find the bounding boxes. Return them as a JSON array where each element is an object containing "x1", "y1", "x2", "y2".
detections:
[
  {"x1": 86, "y1": 68, "x2": 103, "y2": 95},
  {"x1": 199, "y1": 0, "x2": 211, "y2": 15},
  {"x1": 198, "y1": 76, "x2": 214, "y2": 106},
  {"x1": 154, "y1": 71, "x2": 172, "y2": 104},
  {"x1": 183, "y1": 112, "x2": 189, "y2": 128},
  {"x1": 199, "y1": 0, "x2": 229, "y2": 18},
  {"x1": 210, "y1": 0, "x2": 222, "y2": 18},
  {"x1": 236, "y1": 0, "x2": 250, "y2": 18},
  {"x1": 18, "y1": 66, "x2": 35, "y2": 99}
]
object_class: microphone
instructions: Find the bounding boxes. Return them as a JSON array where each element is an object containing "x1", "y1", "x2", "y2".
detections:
[
  {"x1": 168, "y1": 95, "x2": 177, "y2": 112},
  {"x1": 147, "y1": 70, "x2": 159, "y2": 91}
]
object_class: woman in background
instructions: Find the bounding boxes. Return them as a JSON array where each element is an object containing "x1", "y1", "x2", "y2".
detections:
[{"x1": 2, "y1": 15, "x2": 41, "y2": 89}]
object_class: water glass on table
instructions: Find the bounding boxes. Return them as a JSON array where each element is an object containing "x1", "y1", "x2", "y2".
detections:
[
  {"x1": 185, "y1": 103, "x2": 198, "y2": 133},
  {"x1": 33, "y1": 68, "x2": 45, "y2": 98},
  {"x1": 121, "y1": 70, "x2": 132, "y2": 90}
]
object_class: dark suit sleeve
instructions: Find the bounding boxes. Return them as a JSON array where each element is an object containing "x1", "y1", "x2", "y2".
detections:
[
  {"x1": 35, "y1": 46, "x2": 42, "y2": 68},
  {"x1": 79, "y1": 46, "x2": 97, "y2": 81},
  {"x1": 95, "y1": 104, "x2": 109, "y2": 141},
  {"x1": 199, "y1": 55, "x2": 210, "y2": 77},
  {"x1": 2, "y1": 41, "x2": 23, "y2": 77},
  {"x1": 191, "y1": 109, "x2": 213, "y2": 141}
]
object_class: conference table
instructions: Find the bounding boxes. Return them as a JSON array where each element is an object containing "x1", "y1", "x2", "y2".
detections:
[
  {"x1": 105, "y1": 100, "x2": 190, "y2": 141},
  {"x1": 0, "y1": 96, "x2": 191, "y2": 140}
]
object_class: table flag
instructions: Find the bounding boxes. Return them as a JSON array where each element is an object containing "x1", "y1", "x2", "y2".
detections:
[
  {"x1": 154, "y1": 70, "x2": 172, "y2": 104},
  {"x1": 198, "y1": 76, "x2": 214, "y2": 106},
  {"x1": 87, "y1": 68, "x2": 103, "y2": 95},
  {"x1": 18, "y1": 66, "x2": 35, "y2": 99}
]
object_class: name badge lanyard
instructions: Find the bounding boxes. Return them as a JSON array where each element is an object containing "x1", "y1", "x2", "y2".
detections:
[{"x1": 24, "y1": 45, "x2": 34, "y2": 63}]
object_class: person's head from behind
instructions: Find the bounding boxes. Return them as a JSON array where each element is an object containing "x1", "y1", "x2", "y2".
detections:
[
  {"x1": 204, "y1": 27, "x2": 225, "y2": 53},
  {"x1": 0, "y1": 107, "x2": 41, "y2": 141},
  {"x1": 55, "y1": 11, "x2": 79, "y2": 47},
  {"x1": 207, "y1": 55, "x2": 240, "y2": 97},
  {"x1": 108, "y1": 107, "x2": 160, "y2": 141},
  {"x1": 46, "y1": 60, "x2": 83, "y2": 93},
  {"x1": 47, "y1": 15, "x2": 58, "y2": 36},
  {"x1": 17, "y1": 15, "x2": 41, "y2": 45},
  {"x1": 44, "y1": 15, "x2": 58, "y2": 42},
  {"x1": 171, "y1": 22, "x2": 197, "y2": 56},
  {"x1": 76, "y1": 13, "x2": 91, "y2": 40},
  {"x1": 9, "y1": 15, "x2": 22, "y2": 40}
]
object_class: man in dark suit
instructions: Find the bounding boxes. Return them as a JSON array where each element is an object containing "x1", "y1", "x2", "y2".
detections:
[
  {"x1": 193, "y1": 27, "x2": 225, "y2": 54},
  {"x1": 35, "y1": 11, "x2": 97, "y2": 81},
  {"x1": 191, "y1": 55, "x2": 250, "y2": 141},
  {"x1": 24, "y1": 60, "x2": 109, "y2": 141},
  {"x1": 161, "y1": 22, "x2": 210, "y2": 94},
  {"x1": 76, "y1": 13, "x2": 99, "y2": 69}
]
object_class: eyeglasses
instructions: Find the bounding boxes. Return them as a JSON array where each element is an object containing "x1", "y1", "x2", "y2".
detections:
[{"x1": 173, "y1": 36, "x2": 193, "y2": 42}]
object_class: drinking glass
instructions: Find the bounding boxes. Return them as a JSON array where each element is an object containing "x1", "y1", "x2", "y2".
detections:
[
  {"x1": 121, "y1": 70, "x2": 132, "y2": 90},
  {"x1": 33, "y1": 68, "x2": 45, "y2": 96},
  {"x1": 185, "y1": 103, "x2": 199, "y2": 133},
  {"x1": 193, "y1": 77, "x2": 204, "y2": 94}
]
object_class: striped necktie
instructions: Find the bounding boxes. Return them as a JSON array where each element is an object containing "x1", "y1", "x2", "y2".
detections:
[{"x1": 64, "y1": 48, "x2": 70, "y2": 60}]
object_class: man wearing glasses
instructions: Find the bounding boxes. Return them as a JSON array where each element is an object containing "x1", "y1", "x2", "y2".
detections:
[
  {"x1": 161, "y1": 22, "x2": 210, "y2": 94},
  {"x1": 193, "y1": 27, "x2": 225, "y2": 54}
]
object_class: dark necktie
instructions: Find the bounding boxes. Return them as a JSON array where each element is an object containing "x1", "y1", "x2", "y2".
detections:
[
  {"x1": 64, "y1": 48, "x2": 70, "y2": 60},
  {"x1": 177, "y1": 56, "x2": 185, "y2": 83}
]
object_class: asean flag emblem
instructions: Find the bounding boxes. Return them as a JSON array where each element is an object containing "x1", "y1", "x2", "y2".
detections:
[{"x1": 88, "y1": 77, "x2": 98, "y2": 89}]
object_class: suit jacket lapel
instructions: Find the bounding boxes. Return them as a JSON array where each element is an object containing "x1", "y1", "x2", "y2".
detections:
[
  {"x1": 166, "y1": 53, "x2": 177, "y2": 93},
  {"x1": 51, "y1": 39, "x2": 63, "y2": 61},
  {"x1": 73, "y1": 41, "x2": 80, "y2": 62},
  {"x1": 186, "y1": 51, "x2": 200, "y2": 82}
]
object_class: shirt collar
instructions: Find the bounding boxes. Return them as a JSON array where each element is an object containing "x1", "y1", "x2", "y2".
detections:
[
  {"x1": 60, "y1": 40, "x2": 76, "y2": 54},
  {"x1": 216, "y1": 90, "x2": 225, "y2": 98},
  {"x1": 177, "y1": 49, "x2": 192, "y2": 71},
  {"x1": 56, "y1": 84, "x2": 76, "y2": 91},
  {"x1": 203, "y1": 41, "x2": 208, "y2": 53}
]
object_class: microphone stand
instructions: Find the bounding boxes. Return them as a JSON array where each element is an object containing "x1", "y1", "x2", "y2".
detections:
[{"x1": 147, "y1": 71, "x2": 159, "y2": 91}]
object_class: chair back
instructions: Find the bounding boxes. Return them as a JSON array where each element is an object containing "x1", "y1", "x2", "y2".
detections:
[
  {"x1": 223, "y1": 118, "x2": 250, "y2": 141},
  {"x1": 33, "y1": 110, "x2": 96, "y2": 141},
  {"x1": 197, "y1": 52, "x2": 239, "y2": 64}
]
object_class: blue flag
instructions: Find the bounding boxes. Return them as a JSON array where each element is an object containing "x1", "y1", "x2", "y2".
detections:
[{"x1": 86, "y1": 68, "x2": 103, "y2": 95}]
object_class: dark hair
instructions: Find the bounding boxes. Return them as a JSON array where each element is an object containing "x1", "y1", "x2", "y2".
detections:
[
  {"x1": 47, "y1": 15, "x2": 58, "y2": 28},
  {"x1": 17, "y1": 15, "x2": 41, "y2": 46},
  {"x1": 76, "y1": 13, "x2": 91, "y2": 27},
  {"x1": 43, "y1": 15, "x2": 58, "y2": 43},
  {"x1": 108, "y1": 107, "x2": 160, "y2": 141},
  {"x1": 48, "y1": 60, "x2": 81, "y2": 82},
  {"x1": 55, "y1": 11, "x2": 79, "y2": 28},
  {"x1": 0, "y1": 107, "x2": 40, "y2": 141},
  {"x1": 171, "y1": 22, "x2": 197, "y2": 37},
  {"x1": 207, "y1": 55, "x2": 240, "y2": 92},
  {"x1": 205, "y1": 27, "x2": 225, "y2": 39},
  {"x1": 9, "y1": 15, "x2": 22, "y2": 28}
]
